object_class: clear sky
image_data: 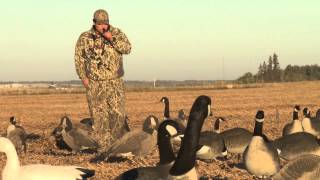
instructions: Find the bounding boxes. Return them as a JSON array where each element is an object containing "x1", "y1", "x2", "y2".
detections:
[{"x1": 0, "y1": 0, "x2": 319, "y2": 81}]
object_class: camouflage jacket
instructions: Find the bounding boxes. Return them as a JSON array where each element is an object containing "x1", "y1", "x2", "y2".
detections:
[{"x1": 74, "y1": 25, "x2": 131, "y2": 80}]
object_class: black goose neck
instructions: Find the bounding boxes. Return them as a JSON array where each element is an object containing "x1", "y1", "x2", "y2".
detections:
[
  {"x1": 214, "y1": 119, "x2": 220, "y2": 131},
  {"x1": 164, "y1": 101, "x2": 170, "y2": 119},
  {"x1": 169, "y1": 111, "x2": 206, "y2": 176},
  {"x1": 293, "y1": 111, "x2": 299, "y2": 120},
  {"x1": 158, "y1": 135, "x2": 175, "y2": 164},
  {"x1": 253, "y1": 120, "x2": 263, "y2": 136}
]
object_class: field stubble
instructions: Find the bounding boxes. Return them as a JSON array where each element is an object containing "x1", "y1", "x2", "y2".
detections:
[{"x1": 0, "y1": 81, "x2": 319, "y2": 179}]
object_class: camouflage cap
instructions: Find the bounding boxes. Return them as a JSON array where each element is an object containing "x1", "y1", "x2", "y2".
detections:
[{"x1": 93, "y1": 9, "x2": 109, "y2": 24}]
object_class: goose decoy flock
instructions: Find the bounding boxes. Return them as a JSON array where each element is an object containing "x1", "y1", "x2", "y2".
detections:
[
  {"x1": 115, "y1": 119, "x2": 183, "y2": 180},
  {"x1": 2, "y1": 93, "x2": 320, "y2": 180}
]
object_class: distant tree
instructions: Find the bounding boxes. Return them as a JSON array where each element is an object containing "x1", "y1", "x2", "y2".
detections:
[
  {"x1": 237, "y1": 72, "x2": 255, "y2": 84},
  {"x1": 261, "y1": 61, "x2": 267, "y2": 82},
  {"x1": 237, "y1": 53, "x2": 319, "y2": 84},
  {"x1": 257, "y1": 63, "x2": 264, "y2": 82},
  {"x1": 272, "y1": 53, "x2": 281, "y2": 81},
  {"x1": 267, "y1": 56, "x2": 273, "y2": 82}
]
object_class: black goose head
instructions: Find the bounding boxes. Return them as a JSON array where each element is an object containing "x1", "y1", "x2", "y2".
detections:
[
  {"x1": 303, "y1": 107, "x2": 311, "y2": 118},
  {"x1": 158, "y1": 119, "x2": 184, "y2": 141},
  {"x1": 9, "y1": 116, "x2": 17, "y2": 125},
  {"x1": 157, "y1": 119, "x2": 184, "y2": 164},
  {"x1": 188, "y1": 95, "x2": 212, "y2": 122},
  {"x1": 169, "y1": 95, "x2": 212, "y2": 176},
  {"x1": 213, "y1": 117, "x2": 226, "y2": 132},
  {"x1": 142, "y1": 115, "x2": 159, "y2": 134},
  {"x1": 293, "y1": 105, "x2": 300, "y2": 120},
  {"x1": 253, "y1": 110, "x2": 264, "y2": 136},
  {"x1": 160, "y1": 97, "x2": 169, "y2": 104}
]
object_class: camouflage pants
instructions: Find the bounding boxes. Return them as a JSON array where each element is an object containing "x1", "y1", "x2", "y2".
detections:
[{"x1": 86, "y1": 78, "x2": 128, "y2": 150}]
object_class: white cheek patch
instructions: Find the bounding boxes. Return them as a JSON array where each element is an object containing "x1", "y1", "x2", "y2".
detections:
[
  {"x1": 166, "y1": 125, "x2": 177, "y2": 136},
  {"x1": 150, "y1": 117, "x2": 156, "y2": 127},
  {"x1": 208, "y1": 105, "x2": 211, "y2": 117},
  {"x1": 256, "y1": 118, "x2": 264, "y2": 123},
  {"x1": 62, "y1": 119, "x2": 68, "y2": 128},
  {"x1": 277, "y1": 149, "x2": 281, "y2": 155},
  {"x1": 222, "y1": 150, "x2": 228, "y2": 156}
]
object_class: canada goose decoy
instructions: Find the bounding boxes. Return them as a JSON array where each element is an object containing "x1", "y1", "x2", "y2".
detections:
[
  {"x1": 273, "y1": 154, "x2": 320, "y2": 180},
  {"x1": 168, "y1": 95, "x2": 212, "y2": 179},
  {"x1": 160, "y1": 97, "x2": 187, "y2": 129},
  {"x1": 282, "y1": 105, "x2": 302, "y2": 136},
  {"x1": 196, "y1": 117, "x2": 227, "y2": 161},
  {"x1": 142, "y1": 115, "x2": 160, "y2": 134},
  {"x1": 272, "y1": 132, "x2": 320, "y2": 161},
  {"x1": 160, "y1": 97, "x2": 170, "y2": 121},
  {"x1": 95, "y1": 115, "x2": 160, "y2": 161},
  {"x1": 115, "y1": 119, "x2": 183, "y2": 180},
  {"x1": 52, "y1": 116, "x2": 99, "y2": 153},
  {"x1": 220, "y1": 125, "x2": 252, "y2": 154},
  {"x1": 243, "y1": 110, "x2": 280, "y2": 178},
  {"x1": 302, "y1": 107, "x2": 320, "y2": 137},
  {"x1": 6, "y1": 116, "x2": 27, "y2": 153},
  {"x1": 0, "y1": 137, "x2": 95, "y2": 180}
]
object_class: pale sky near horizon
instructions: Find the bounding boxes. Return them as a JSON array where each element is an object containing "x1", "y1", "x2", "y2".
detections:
[{"x1": 0, "y1": 0, "x2": 319, "y2": 81}]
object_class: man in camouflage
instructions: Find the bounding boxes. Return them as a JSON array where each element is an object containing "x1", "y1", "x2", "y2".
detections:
[{"x1": 74, "y1": 9, "x2": 131, "y2": 150}]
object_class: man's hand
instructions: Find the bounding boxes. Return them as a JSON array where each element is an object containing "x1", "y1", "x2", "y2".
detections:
[
  {"x1": 103, "y1": 31, "x2": 113, "y2": 41},
  {"x1": 82, "y1": 78, "x2": 89, "y2": 89}
]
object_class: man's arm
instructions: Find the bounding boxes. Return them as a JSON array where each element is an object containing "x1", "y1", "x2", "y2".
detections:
[
  {"x1": 108, "y1": 26, "x2": 132, "y2": 54},
  {"x1": 74, "y1": 34, "x2": 89, "y2": 87}
]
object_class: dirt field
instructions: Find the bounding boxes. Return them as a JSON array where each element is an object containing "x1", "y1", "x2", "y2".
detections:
[{"x1": 1, "y1": 81, "x2": 320, "y2": 179}]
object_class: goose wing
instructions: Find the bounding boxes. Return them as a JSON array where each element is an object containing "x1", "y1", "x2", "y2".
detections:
[
  {"x1": 273, "y1": 154, "x2": 320, "y2": 180},
  {"x1": 106, "y1": 130, "x2": 156, "y2": 157}
]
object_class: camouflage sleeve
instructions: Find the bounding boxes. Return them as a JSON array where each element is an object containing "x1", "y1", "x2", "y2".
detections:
[
  {"x1": 74, "y1": 33, "x2": 87, "y2": 79},
  {"x1": 110, "y1": 26, "x2": 132, "y2": 55}
]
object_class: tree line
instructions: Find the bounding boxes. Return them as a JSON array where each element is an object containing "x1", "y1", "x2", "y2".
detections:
[{"x1": 237, "y1": 53, "x2": 320, "y2": 83}]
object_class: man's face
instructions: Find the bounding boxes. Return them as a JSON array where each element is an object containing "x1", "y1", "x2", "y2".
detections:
[{"x1": 94, "y1": 23, "x2": 109, "y2": 33}]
